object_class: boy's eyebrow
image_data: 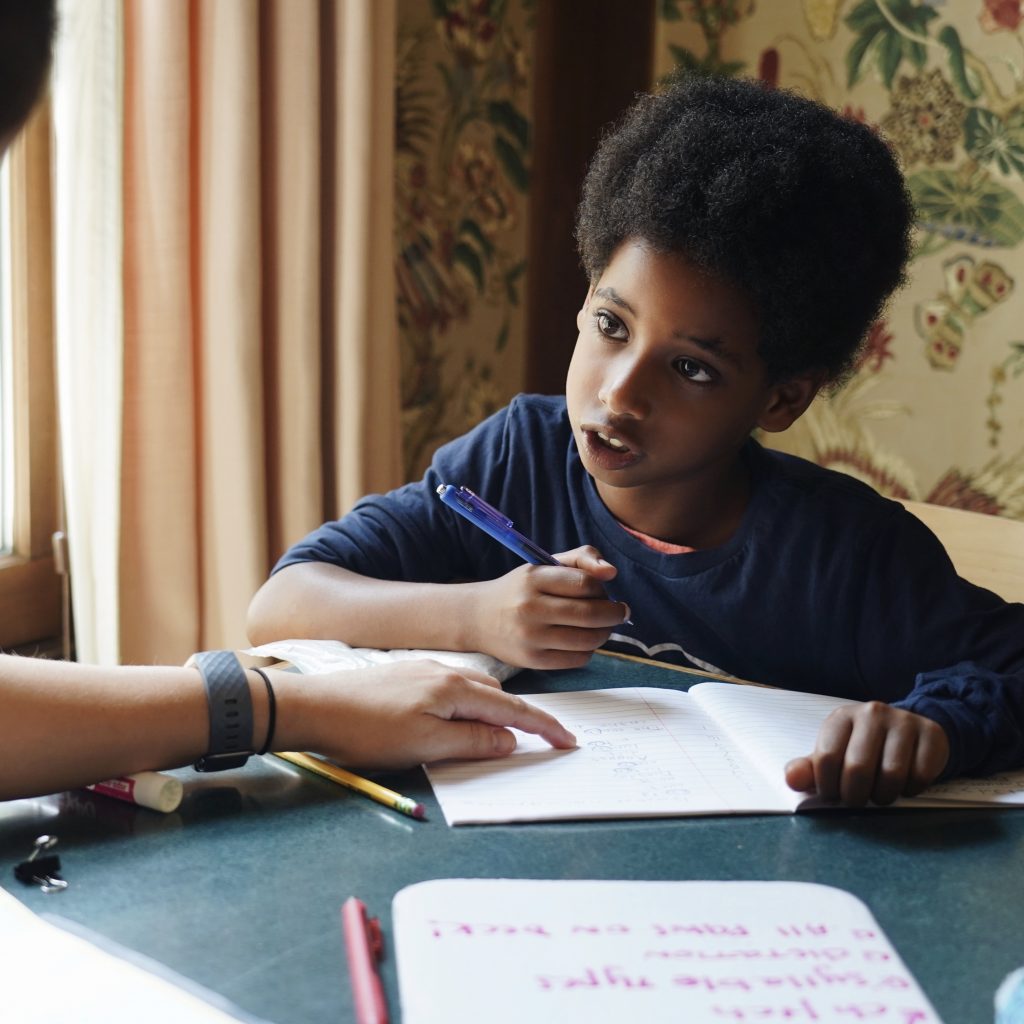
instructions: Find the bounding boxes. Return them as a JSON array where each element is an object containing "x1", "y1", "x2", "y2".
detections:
[{"x1": 592, "y1": 286, "x2": 742, "y2": 368}]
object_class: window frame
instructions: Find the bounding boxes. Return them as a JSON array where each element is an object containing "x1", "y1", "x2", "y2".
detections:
[{"x1": 0, "y1": 99, "x2": 61, "y2": 650}]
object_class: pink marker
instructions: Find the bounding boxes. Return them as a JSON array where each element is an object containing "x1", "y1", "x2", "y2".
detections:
[{"x1": 86, "y1": 771, "x2": 183, "y2": 813}]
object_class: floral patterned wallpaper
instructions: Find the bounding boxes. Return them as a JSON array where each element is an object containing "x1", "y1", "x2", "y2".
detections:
[
  {"x1": 395, "y1": 0, "x2": 534, "y2": 479},
  {"x1": 657, "y1": 0, "x2": 1024, "y2": 520}
]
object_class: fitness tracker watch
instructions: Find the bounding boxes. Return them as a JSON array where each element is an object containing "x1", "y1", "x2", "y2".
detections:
[{"x1": 192, "y1": 650, "x2": 255, "y2": 772}]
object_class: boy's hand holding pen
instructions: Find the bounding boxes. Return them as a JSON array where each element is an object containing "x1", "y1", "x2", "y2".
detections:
[{"x1": 437, "y1": 485, "x2": 631, "y2": 671}]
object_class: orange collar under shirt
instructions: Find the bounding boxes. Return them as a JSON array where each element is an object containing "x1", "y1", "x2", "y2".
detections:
[{"x1": 618, "y1": 522, "x2": 695, "y2": 556}]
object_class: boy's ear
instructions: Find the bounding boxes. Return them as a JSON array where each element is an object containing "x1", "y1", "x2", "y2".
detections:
[
  {"x1": 576, "y1": 285, "x2": 595, "y2": 332},
  {"x1": 757, "y1": 371, "x2": 825, "y2": 433}
]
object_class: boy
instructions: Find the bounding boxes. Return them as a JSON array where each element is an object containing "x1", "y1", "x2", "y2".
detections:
[{"x1": 249, "y1": 75, "x2": 1024, "y2": 808}]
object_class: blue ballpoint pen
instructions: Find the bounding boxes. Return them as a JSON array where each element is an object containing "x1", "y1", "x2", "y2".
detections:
[{"x1": 436, "y1": 484, "x2": 633, "y2": 624}]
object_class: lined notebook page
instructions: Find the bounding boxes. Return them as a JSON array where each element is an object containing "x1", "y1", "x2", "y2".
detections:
[
  {"x1": 688, "y1": 684, "x2": 855, "y2": 810},
  {"x1": 689, "y1": 683, "x2": 1024, "y2": 808},
  {"x1": 424, "y1": 688, "x2": 790, "y2": 824}
]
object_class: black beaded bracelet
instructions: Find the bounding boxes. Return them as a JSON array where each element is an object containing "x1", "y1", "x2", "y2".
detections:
[{"x1": 252, "y1": 667, "x2": 277, "y2": 756}]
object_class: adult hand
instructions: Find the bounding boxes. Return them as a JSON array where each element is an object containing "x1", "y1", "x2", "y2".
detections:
[
  {"x1": 275, "y1": 660, "x2": 576, "y2": 769},
  {"x1": 467, "y1": 546, "x2": 630, "y2": 670},
  {"x1": 784, "y1": 702, "x2": 950, "y2": 807}
]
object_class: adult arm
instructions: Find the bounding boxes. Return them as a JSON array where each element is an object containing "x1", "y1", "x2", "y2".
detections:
[{"x1": 0, "y1": 654, "x2": 575, "y2": 800}]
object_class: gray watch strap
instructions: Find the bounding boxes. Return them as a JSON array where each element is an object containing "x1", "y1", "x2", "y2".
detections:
[{"x1": 192, "y1": 650, "x2": 254, "y2": 772}]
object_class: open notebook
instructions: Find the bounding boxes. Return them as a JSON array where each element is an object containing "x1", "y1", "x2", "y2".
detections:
[{"x1": 424, "y1": 684, "x2": 1024, "y2": 825}]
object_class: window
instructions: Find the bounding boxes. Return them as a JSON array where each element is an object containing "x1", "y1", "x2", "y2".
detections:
[
  {"x1": 1, "y1": 152, "x2": 13, "y2": 555},
  {"x1": 0, "y1": 101, "x2": 62, "y2": 651}
]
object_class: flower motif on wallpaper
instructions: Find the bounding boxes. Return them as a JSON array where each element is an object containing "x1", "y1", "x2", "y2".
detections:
[
  {"x1": 802, "y1": 0, "x2": 848, "y2": 41},
  {"x1": 437, "y1": 0, "x2": 499, "y2": 66},
  {"x1": 914, "y1": 254, "x2": 1014, "y2": 369},
  {"x1": 881, "y1": 69, "x2": 965, "y2": 165},
  {"x1": 855, "y1": 319, "x2": 896, "y2": 374},
  {"x1": 980, "y1": 0, "x2": 1023, "y2": 33}
]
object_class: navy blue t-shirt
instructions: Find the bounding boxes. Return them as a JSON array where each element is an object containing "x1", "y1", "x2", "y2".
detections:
[{"x1": 276, "y1": 395, "x2": 1024, "y2": 779}]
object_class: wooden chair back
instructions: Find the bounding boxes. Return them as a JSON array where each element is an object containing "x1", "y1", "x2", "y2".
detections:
[{"x1": 901, "y1": 500, "x2": 1024, "y2": 605}]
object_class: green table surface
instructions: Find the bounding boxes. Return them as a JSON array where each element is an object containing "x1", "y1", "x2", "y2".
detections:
[{"x1": 1, "y1": 654, "x2": 1021, "y2": 1024}]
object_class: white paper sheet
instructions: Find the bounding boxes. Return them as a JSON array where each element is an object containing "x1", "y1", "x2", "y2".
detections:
[
  {"x1": 245, "y1": 637, "x2": 518, "y2": 682},
  {"x1": 393, "y1": 878, "x2": 944, "y2": 1024},
  {"x1": 0, "y1": 885, "x2": 268, "y2": 1023}
]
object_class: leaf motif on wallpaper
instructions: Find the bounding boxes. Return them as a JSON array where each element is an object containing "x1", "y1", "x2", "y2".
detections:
[
  {"x1": 914, "y1": 254, "x2": 1014, "y2": 369},
  {"x1": 910, "y1": 164, "x2": 1024, "y2": 248},
  {"x1": 763, "y1": 375, "x2": 918, "y2": 499},
  {"x1": 764, "y1": 374, "x2": 1024, "y2": 518},
  {"x1": 925, "y1": 450, "x2": 1024, "y2": 519},
  {"x1": 985, "y1": 341, "x2": 1024, "y2": 449},
  {"x1": 662, "y1": 0, "x2": 754, "y2": 81},
  {"x1": 964, "y1": 105, "x2": 1024, "y2": 178},
  {"x1": 844, "y1": 0, "x2": 937, "y2": 89}
]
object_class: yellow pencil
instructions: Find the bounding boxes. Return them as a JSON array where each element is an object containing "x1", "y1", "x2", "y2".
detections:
[{"x1": 273, "y1": 751, "x2": 427, "y2": 821}]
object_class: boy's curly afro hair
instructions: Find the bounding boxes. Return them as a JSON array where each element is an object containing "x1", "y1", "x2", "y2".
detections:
[
  {"x1": 0, "y1": 0, "x2": 57, "y2": 142},
  {"x1": 575, "y1": 74, "x2": 914, "y2": 385}
]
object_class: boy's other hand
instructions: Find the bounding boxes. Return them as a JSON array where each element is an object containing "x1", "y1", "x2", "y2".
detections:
[
  {"x1": 284, "y1": 660, "x2": 576, "y2": 769},
  {"x1": 470, "y1": 545, "x2": 630, "y2": 670},
  {"x1": 783, "y1": 702, "x2": 950, "y2": 807}
]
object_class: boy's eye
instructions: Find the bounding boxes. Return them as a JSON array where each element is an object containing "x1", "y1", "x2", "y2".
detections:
[
  {"x1": 594, "y1": 310, "x2": 627, "y2": 339},
  {"x1": 674, "y1": 357, "x2": 715, "y2": 383}
]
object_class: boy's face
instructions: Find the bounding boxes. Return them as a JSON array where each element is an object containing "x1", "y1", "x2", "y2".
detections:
[{"x1": 566, "y1": 239, "x2": 814, "y2": 535}]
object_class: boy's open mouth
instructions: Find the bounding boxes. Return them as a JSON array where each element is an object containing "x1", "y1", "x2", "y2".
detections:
[
  {"x1": 596, "y1": 430, "x2": 631, "y2": 453},
  {"x1": 580, "y1": 426, "x2": 643, "y2": 469}
]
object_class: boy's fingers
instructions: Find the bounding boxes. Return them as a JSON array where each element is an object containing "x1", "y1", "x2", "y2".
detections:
[
  {"x1": 907, "y1": 720, "x2": 950, "y2": 796},
  {"x1": 551, "y1": 546, "x2": 618, "y2": 579},
  {"x1": 808, "y1": 711, "x2": 854, "y2": 802},
  {"x1": 838, "y1": 710, "x2": 887, "y2": 807},
  {"x1": 530, "y1": 587, "x2": 628, "y2": 628},
  {"x1": 870, "y1": 722, "x2": 915, "y2": 806},
  {"x1": 542, "y1": 623, "x2": 617, "y2": 651},
  {"x1": 784, "y1": 756, "x2": 816, "y2": 793}
]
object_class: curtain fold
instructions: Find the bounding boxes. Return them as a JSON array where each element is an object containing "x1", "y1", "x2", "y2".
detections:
[
  {"x1": 333, "y1": 0, "x2": 402, "y2": 512},
  {"x1": 57, "y1": 0, "x2": 401, "y2": 665},
  {"x1": 194, "y1": 0, "x2": 268, "y2": 654},
  {"x1": 52, "y1": 0, "x2": 124, "y2": 666},
  {"x1": 121, "y1": 0, "x2": 197, "y2": 666}
]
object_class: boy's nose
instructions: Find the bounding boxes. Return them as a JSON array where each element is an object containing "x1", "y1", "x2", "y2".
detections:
[{"x1": 598, "y1": 359, "x2": 651, "y2": 420}]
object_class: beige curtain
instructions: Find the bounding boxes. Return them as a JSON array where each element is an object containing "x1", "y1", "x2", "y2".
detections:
[
  {"x1": 52, "y1": 0, "x2": 124, "y2": 666},
  {"x1": 62, "y1": 0, "x2": 400, "y2": 665}
]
